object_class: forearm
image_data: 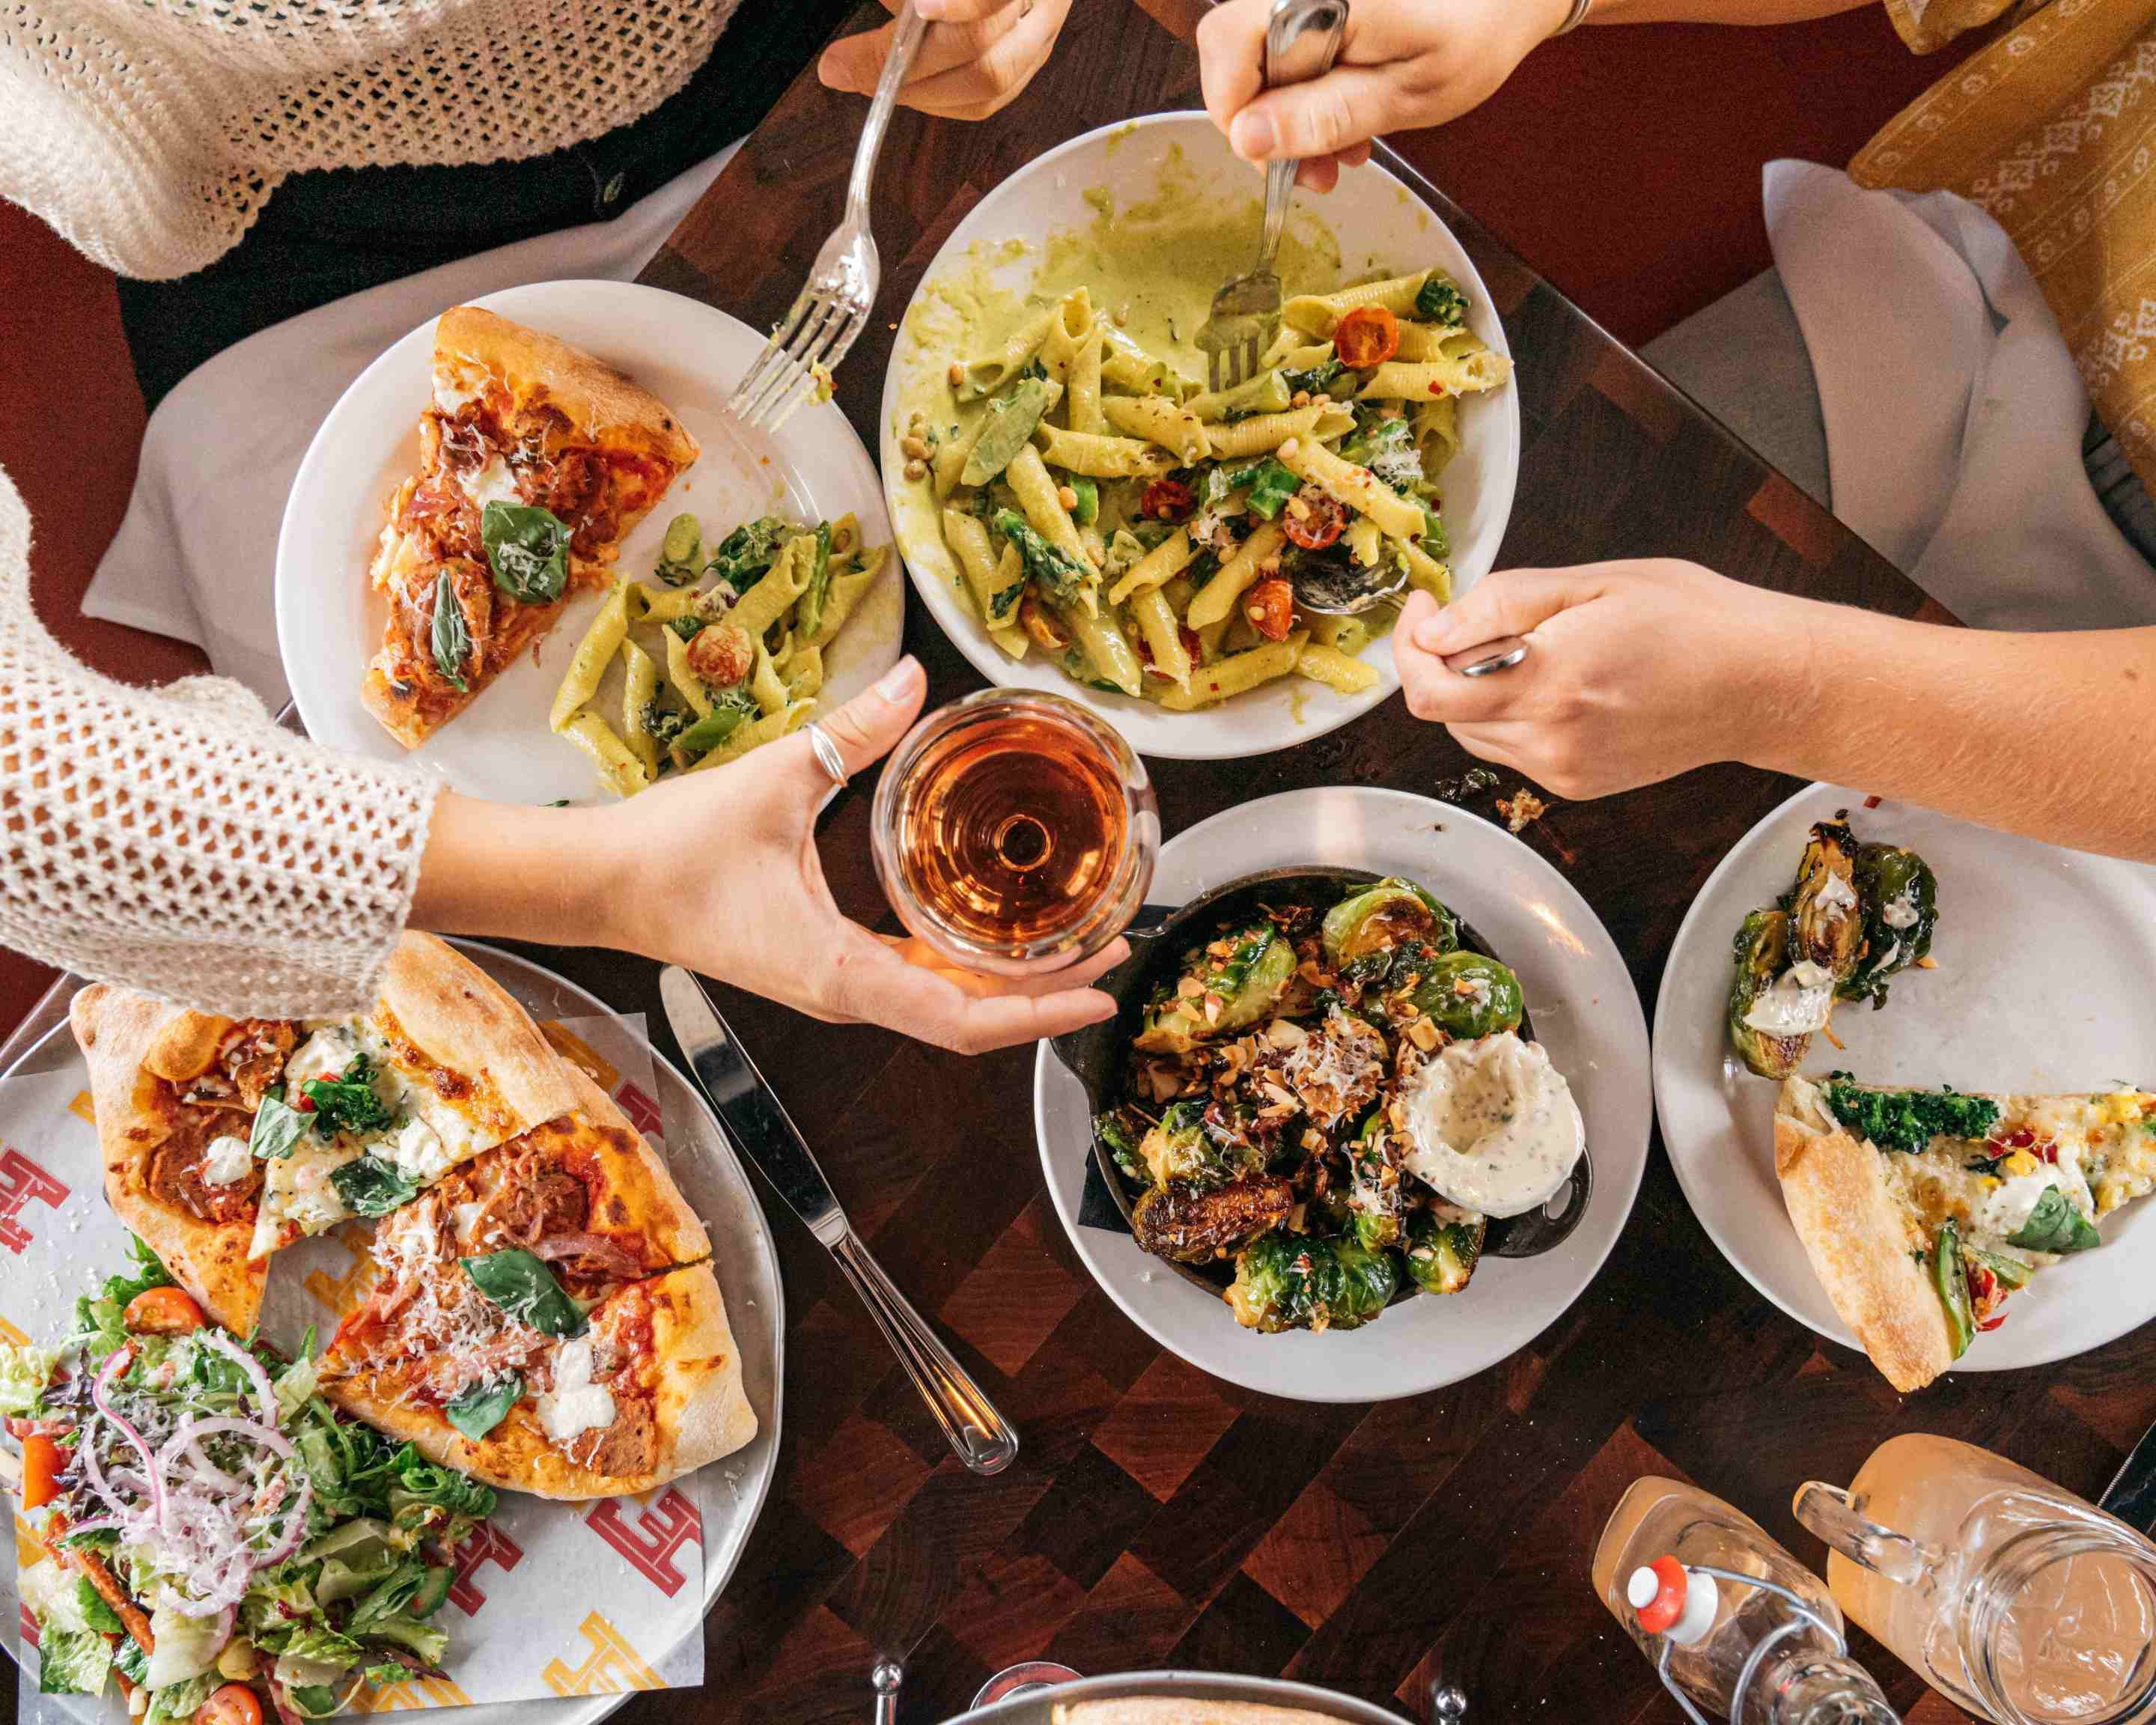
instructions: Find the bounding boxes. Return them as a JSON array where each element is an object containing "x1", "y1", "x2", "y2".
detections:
[
  {"x1": 409, "y1": 793, "x2": 635, "y2": 951},
  {"x1": 1584, "y1": 0, "x2": 1872, "y2": 22},
  {"x1": 1750, "y1": 605, "x2": 2156, "y2": 862}
]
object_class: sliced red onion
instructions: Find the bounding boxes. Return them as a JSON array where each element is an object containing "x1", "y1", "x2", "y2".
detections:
[
  {"x1": 255, "y1": 1471, "x2": 313, "y2": 1568},
  {"x1": 88, "y1": 1348, "x2": 165, "y2": 1532},
  {"x1": 194, "y1": 1329, "x2": 278, "y2": 1425},
  {"x1": 61, "y1": 1515, "x2": 121, "y2": 1536},
  {"x1": 532, "y1": 1232, "x2": 645, "y2": 1278}
]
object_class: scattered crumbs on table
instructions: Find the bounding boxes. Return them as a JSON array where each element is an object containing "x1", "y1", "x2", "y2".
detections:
[{"x1": 1496, "y1": 788, "x2": 1548, "y2": 834}]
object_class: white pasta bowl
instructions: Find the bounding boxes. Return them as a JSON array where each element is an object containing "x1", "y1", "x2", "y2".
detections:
[{"x1": 879, "y1": 111, "x2": 1521, "y2": 762}]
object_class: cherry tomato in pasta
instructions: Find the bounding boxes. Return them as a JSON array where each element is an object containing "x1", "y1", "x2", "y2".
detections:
[
  {"x1": 1282, "y1": 493, "x2": 1347, "y2": 551},
  {"x1": 1333, "y1": 306, "x2": 1401, "y2": 369}
]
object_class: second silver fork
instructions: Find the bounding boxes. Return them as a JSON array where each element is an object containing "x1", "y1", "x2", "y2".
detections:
[
  {"x1": 1196, "y1": 0, "x2": 1349, "y2": 394},
  {"x1": 727, "y1": 2, "x2": 929, "y2": 431}
]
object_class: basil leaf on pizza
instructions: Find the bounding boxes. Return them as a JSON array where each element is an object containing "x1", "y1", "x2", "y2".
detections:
[
  {"x1": 460, "y1": 1248, "x2": 586, "y2": 1338},
  {"x1": 443, "y1": 1374, "x2": 523, "y2": 1442},
  {"x1": 430, "y1": 570, "x2": 472, "y2": 693},
  {"x1": 249, "y1": 1086, "x2": 311, "y2": 1161},
  {"x1": 331, "y1": 1154, "x2": 424, "y2": 1217},
  {"x1": 2006, "y1": 1187, "x2": 2101, "y2": 1255},
  {"x1": 481, "y1": 502, "x2": 570, "y2": 604}
]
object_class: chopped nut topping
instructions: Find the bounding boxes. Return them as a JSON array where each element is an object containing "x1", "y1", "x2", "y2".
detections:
[
  {"x1": 1177, "y1": 976, "x2": 1205, "y2": 1000},
  {"x1": 1406, "y1": 1017, "x2": 1440, "y2": 1051}
]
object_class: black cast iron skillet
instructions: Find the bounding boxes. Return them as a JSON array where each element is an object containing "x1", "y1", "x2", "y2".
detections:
[{"x1": 1047, "y1": 865, "x2": 1594, "y2": 1307}]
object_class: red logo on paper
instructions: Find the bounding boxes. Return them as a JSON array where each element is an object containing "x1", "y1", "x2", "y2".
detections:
[
  {"x1": 585, "y1": 1490, "x2": 701, "y2": 1596},
  {"x1": 448, "y1": 1521, "x2": 523, "y2": 1615},
  {"x1": 20, "y1": 1604, "x2": 37, "y2": 1647},
  {"x1": 0, "y1": 1147, "x2": 67, "y2": 1254},
  {"x1": 614, "y1": 1083, "x2": 662, "y2": 1140}
]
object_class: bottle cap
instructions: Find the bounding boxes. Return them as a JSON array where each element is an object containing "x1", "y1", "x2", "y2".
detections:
[{"x1": 1629, "y1": 1556, "x2": 1719, "y2": 1646}]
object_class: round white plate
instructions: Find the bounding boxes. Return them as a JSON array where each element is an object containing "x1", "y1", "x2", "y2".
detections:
[
  {"x1": 1034, "y1": 786, "x2": 1649, "y2": 1402},
  {"x1": 880, "y1": 112, "x2": 1521, "y2": 762},
  {"x1": 1655, "y1": 783, "x2": 2156, "y2": 1370},
  {"x1": 278, "y1": 279, "x2": 902, "y2": 805},
  {"x1": 0, "y1": 943, "x2": 783, "y2": 1725}
]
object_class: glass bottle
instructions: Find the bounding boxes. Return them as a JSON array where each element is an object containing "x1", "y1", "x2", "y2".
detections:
[
  {"x1": 1795, "y1": 1434, "x2": 2156, "y2": 1724},
  {"x1": 1595, "y1": 1476, "x2": 1901, "y2": 1724}
]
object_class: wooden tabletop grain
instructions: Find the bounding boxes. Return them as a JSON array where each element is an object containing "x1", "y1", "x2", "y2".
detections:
[{"x1": 549, "y1": 5, "x2": 2156, "y2": 1724}]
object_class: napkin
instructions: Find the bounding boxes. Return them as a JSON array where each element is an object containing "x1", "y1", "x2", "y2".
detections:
[{"x1": 1763, "y1": 159, "x2": 2156, "y2": 630}]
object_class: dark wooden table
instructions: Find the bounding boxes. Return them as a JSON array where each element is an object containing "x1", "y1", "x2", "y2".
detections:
[{"x1": 348, "y1": 4, "x2": 2156, "y2": 1721}]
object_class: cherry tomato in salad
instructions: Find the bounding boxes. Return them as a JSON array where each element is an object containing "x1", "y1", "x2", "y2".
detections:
[
  {"x1": 199, "y1": 1683, "x2": 265, "y2": 1725},
  {"x1": 1333, "y1": 305, "x2": 1401, "y2": 370},
  {"x1": 1282, "y1": 493, "x2": 1346, "y2": 550},
  {"x1": 1140, "y1": 478, "x2": 1196, "y2": 521},
  {"x1": 1242, "y1": 577, "x2": 1295, "y2": 642},
  {"x1": 1018, "y1": 595, "x2": 1070, "y2": 654},
  {"x1": 124, "y1": 1286, "x2": 205, "y2": 1336},
  {"x1": 20, "y1": 1433, "x2": 61, "y2": 1509}
]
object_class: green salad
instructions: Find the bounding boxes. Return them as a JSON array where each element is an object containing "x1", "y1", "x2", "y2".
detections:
[{"x1": 3, "y1": 1241, "x2": 496, "y2": 1723}]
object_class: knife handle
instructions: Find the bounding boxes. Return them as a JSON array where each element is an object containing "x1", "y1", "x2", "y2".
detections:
[{"x1": 831, "y1": 1228, "x2": 1018, "y2": 1475}]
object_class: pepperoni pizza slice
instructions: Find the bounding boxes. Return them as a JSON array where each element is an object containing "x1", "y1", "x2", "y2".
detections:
[
  {"x1": 364, "y1": 305, "x2": 700, "y2": 747},
  {"x1": 317, "y1": 1073, "x2": 754, "y2": 1497}
]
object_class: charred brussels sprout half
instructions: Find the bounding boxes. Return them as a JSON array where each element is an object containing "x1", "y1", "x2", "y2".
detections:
[
  {"x1": 1840, "y1": 843, "x2": 1938, "y2": 1006},
  {"x1": 1407, "y1": 951, "x2": 1524, "y2": 1040},
  {"x1": 1226, "y1": 1232, "x2": 1399, "y2": 1333},
  {"x1": 1347, "y1": 1111, "x2": 1403, "y2": 1251},
  {"x1": 1321, "y1": 878, "x2": 1459, "y2": 967},
  {"x1": 1728, "y1": 907, "x2": 1812, "y2": 1080},
  {"x1": 1787, "y1": 820, "x2": 1863, "y2": 981},
  {"x1": 1133, "y1": 1177, "x2": 1296, "y2": 1263},
  {"x1": 1136, "y1": 1099, "x2": 1267, "y2": 1190},
  {"x1": 1404, "y1": 1206, "x2": 1486, "y2": 1295},
  {"x1": 1133, "y1": 922, "x2": 1297, "y2": 1053}
]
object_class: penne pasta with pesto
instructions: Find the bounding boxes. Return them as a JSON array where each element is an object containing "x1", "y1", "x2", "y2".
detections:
[
  {"x1": 899, "y1": 262, "x2": 1506, "y2": 712},
  {"x1": 550, "y1": 505, "x2": 886, "y2": 797}
]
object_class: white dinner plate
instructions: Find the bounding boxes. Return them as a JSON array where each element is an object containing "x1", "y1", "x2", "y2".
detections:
[
  {"x1": 1034, "y1": 786, "x2": 1650, "y2": 1402},
  {"x1": 880, "y1": 112, "x2": 1521, "y2": 761},
  {"x1": 278, "y1": 279, "x2": 902, "y2": 805},
  {"x1": 1, "y1": 943, "x2": 784, "y2": 1725},
  {"x1": 1654, "y1": 783, "x2": 2156, "y2": 1370}
]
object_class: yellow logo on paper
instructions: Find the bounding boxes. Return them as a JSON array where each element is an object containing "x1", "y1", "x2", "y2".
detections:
[
  {"x1": 67, "y1": 1091, "x2": 94, "y2": 1126},
  {"x1": 539, "y1": 1021, "x2": 619, "y2": 1092},
  {"x1": 542, "y1": 1612, "x2": 662, "y2": 1696},
  {"x1": 0, "y1": 1314, "x2": 28, "y2": 1345},
  {"x1": 348, "y1": 1676, "x2": 471, "y2": 1713},
  {"x1": 302, "y1": 1222, "x2": 379, "y2": 1315},
  {"x1": 16, "y1": 1513, "x2": 43, "y2": 1571}
]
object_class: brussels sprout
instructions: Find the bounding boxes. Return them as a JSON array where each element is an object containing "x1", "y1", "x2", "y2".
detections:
[
  {"x1": 1225, "y1": 1231, "x2": 1399, "y2": 1333},
  {"x1": 1134, "y1": 922, "x2": 1297, "y2": 1053},
  {"x1": 1321, "y1": 877, "x2": 1458, "y2": 966},
  {"x1": 1788, "y1": 820, "x2": 1863, "y2": 981},
  {"x1": 1727, "y1": 907, "x2": 1812, "y2": 1080},
  {"x1": 1133, "y1": 1175, "x2": 1295, "y2": 1263},
  {"x1": 1404, "y1": 1205, "x2": 1486, "y2": 1295},
  {"x1": 1407, "y1": 950, "x2": 1524, "y2": 1040},
  {"x1": 1135, "y1": 1099, "x2": 1267, "y2": 1190},
  {"x1": 1347, "y1": 1111, "x2": 1402, "y2": 1251},
  {"x1": 1840, "y1": 843, "x2": 1938, "y2": 1006}
]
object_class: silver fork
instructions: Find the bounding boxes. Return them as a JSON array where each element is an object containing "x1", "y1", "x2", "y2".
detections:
[
  {"x1": 1195, "y1": 0, "x2": 1349, "y2": 394},
  {"x1": 726, "y1": 1, "x2": 929, "y2": 431}
]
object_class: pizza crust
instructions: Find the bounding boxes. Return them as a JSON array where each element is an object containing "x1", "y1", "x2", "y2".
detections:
[
  {"x1": 377, "y1": 933, "x2": 579, "y2": 1139},
  {"x1": 1773, "y1": 1079, "x2": 1954, "y2": 1393},
  {"x1": 360, "y1": 589, "x2": 573, "y2": 750},
  {"x1": 69, "y1": 985, "x2": 268, "y2": 1334},
  {"x1": 434, "y1": 305, "x2": 700, "y2": 471}
]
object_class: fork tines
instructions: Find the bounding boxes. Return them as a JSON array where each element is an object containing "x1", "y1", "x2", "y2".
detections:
[{"x1": 728, "y1": 289, "x2": 865, "y2": 432}]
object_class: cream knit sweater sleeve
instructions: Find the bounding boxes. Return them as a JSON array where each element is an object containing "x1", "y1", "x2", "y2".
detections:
[
  {"x1": 0, "y1": 0, "x2": 740, "y2": 280},
  {"x1": 0, "y1": 468, "x2": 439, "y2": 1017}
]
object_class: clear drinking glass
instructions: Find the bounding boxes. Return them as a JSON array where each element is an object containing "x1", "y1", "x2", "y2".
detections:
[
  {"x1": 1796, "y1": 1434, "x2": 2156, "y2": 1724},
  {"x1": 870, "y1": 689, "x2": 1159, "y2": 978}
]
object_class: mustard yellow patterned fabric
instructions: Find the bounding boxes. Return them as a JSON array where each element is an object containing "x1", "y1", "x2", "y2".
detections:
[{"x1": 1857, "y1": 0, "x2": 2156, "y2": 490}]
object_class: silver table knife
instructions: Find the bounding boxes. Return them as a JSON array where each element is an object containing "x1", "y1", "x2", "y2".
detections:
[{"x1": 660, "y1": 967, "x2": 1018, "y2": 1475}]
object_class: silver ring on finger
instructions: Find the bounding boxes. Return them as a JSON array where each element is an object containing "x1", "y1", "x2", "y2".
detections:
[
  {"x1": 805, "y1": 721, "x2": 849, "y2": 786},
  {"x1": 1446, "y1": 637, "x2": 1531, "y2": 678}
]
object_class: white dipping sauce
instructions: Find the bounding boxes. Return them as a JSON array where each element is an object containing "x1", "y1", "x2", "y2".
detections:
[{"x1": 1399, "y1": 1032, "x2": 1586, "y2": 1217}]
